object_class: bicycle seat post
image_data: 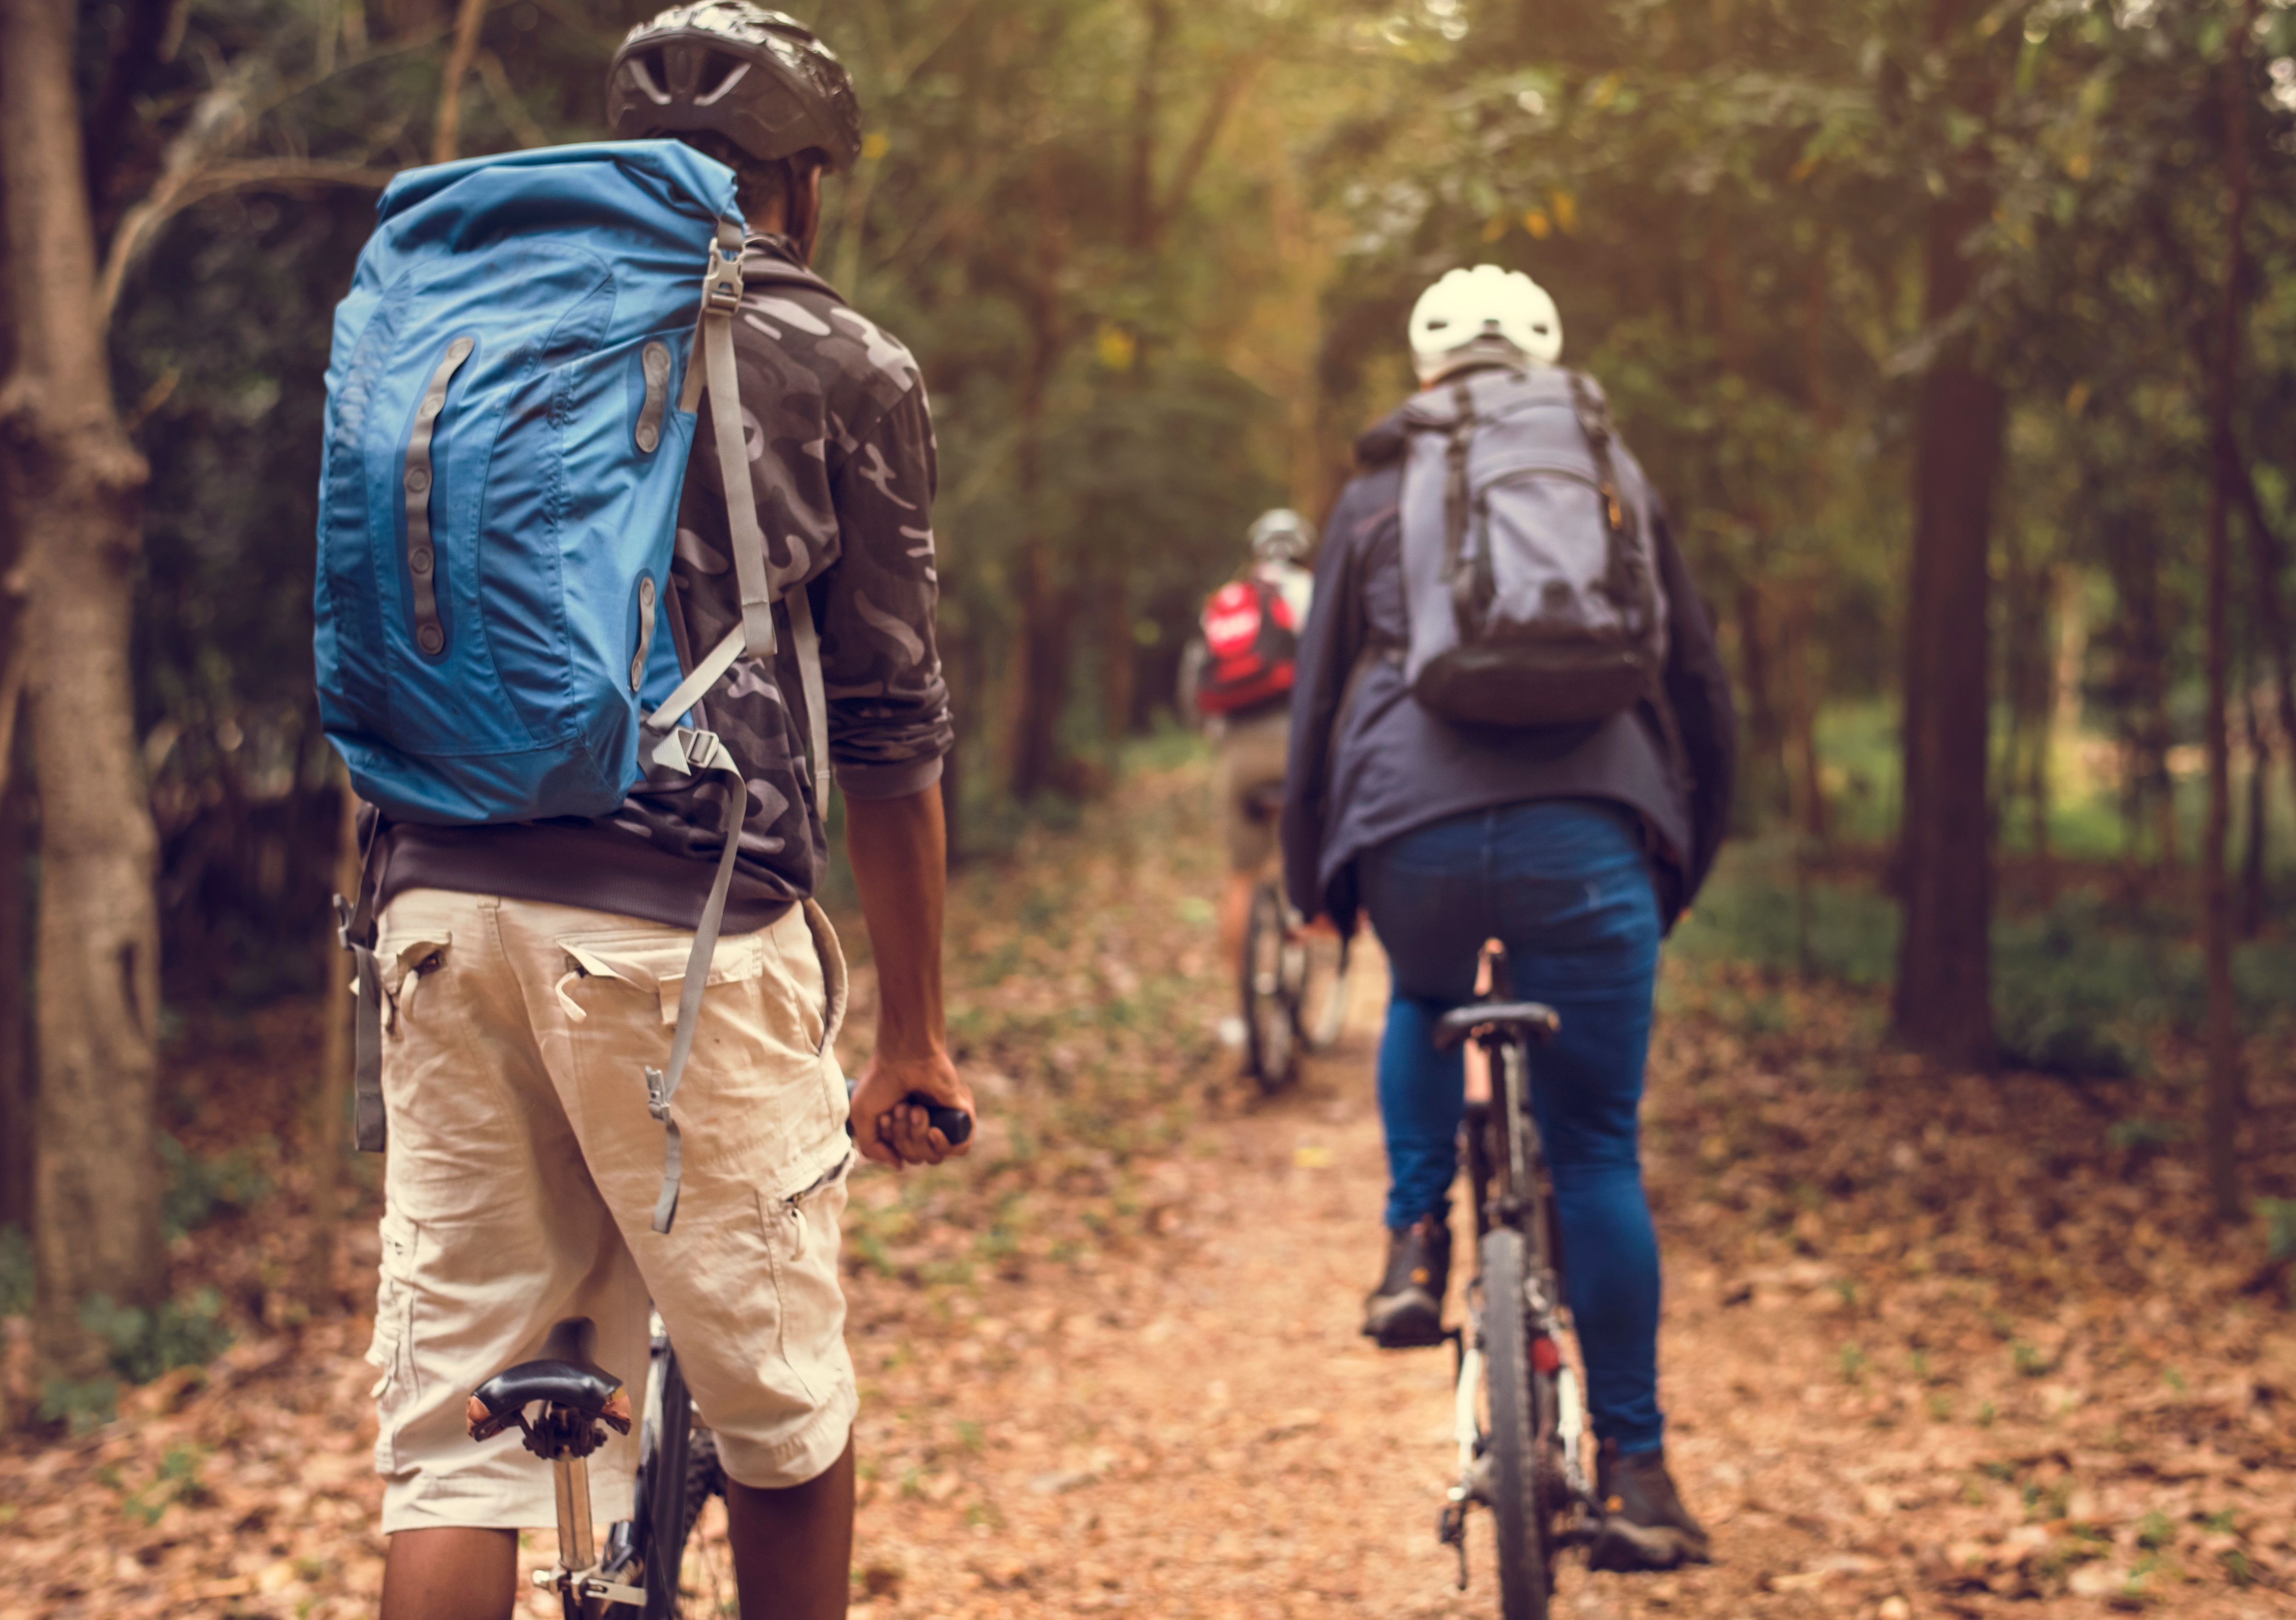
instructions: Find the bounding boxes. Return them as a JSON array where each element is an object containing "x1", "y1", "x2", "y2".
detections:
[{"x1": 554, "y1": 1451, "x2": 596, "y2": 1586}]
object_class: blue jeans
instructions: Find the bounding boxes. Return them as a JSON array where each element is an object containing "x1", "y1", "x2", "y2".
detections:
[{"x1": 1360, "y1": 799, "x2": 1666, "y2": 1454}]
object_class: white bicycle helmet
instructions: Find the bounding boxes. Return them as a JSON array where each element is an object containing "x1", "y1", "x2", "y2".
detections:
[
  {"x1": 1248, "y1": 508, "x2": 1314, "y2": 563},
  {"x1": 1408, "y1": 265, "x2": 1562, "y2": 384}
]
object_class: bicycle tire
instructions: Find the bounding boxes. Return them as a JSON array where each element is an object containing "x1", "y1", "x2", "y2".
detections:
[
  {"x1": 1480, "y1": 1228, "x2": 1550, "y2": 1620},
  {"x1": 1241, "y1": 881, "x2": 1296, "y2": 1092}
]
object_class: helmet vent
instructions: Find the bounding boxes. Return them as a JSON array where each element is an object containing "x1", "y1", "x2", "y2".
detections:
[
  {"x1": 623, "y1": 48, "x2": 671, "y2": 105},
  {"x1": 694, "y1": 55, "x2": 751, "y2": 106}
]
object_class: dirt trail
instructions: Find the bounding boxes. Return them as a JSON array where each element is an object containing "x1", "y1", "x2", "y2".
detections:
[
  {"x1": 2, "y1": 762, "x2": 2290, "y2": 1619},
  {"x1": 833, "y1": 942, "x2": 2294, "y2": 1620}
]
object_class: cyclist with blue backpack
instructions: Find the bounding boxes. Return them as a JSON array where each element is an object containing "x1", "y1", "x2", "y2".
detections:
[
  {"x1": 1281, "y1": 266, "x2": 1737, "y2": 1573},
  {"x1": 314, "y1": 8, "x2": 963, "y2": 1616}
]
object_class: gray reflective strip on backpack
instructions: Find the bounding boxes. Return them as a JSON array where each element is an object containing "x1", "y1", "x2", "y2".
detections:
[
  {"x1": 629, "y1": 217, "x2": 831, "y2": 1233},
  {"x1": 403, "y1": 336, "x2": 474, "y2": 659},
  {"x1": 636, "y1": 341, "x2": 672, "y2": 455}
]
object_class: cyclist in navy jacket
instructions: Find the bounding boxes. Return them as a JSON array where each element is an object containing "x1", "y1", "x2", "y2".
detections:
[{"x1": 1281, "y1": 267, "x2": 1736, "y2": 1572}]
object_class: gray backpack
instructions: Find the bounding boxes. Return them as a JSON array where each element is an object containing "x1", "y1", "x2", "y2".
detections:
[{"x1": 1398, "y1": 365, "x2": 1667, "y2": 727}]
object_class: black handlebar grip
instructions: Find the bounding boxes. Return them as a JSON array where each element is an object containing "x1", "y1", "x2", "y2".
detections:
[{"x1": 911, "y1": 1095, "x2": 974, "y2": 1145}]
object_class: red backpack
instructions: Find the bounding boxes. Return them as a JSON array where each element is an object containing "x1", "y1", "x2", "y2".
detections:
[{"x1": 1195, "y1": 576, "x2": 1298, "y2": 715}]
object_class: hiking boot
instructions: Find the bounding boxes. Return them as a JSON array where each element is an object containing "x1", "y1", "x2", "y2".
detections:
[
  {"x1": 1588, "y1": 1440, "x2": 1712, "y2": 1571},
  {"x1": 1361, "y1": 1216, "x2": 1450, "y2": 1349}
]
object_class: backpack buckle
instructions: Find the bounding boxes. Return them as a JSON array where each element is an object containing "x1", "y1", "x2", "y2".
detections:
[
  {"x1": 702, "y1": 243, "x2": 742, "y2": 312},
  {"x1": 702, "y1": 220, "x2": 744, "y2": 313}
]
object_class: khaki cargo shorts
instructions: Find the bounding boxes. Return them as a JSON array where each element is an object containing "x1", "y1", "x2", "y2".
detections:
[
  {"x1": 1214, "y1": 704, "x2": 1291, "y2": 873},
  {"x1": 365, "y1": 890, "x2": 858, "y2": 1535}
]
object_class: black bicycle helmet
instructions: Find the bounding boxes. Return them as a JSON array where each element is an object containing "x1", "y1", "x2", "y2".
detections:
[{"x1": 608, "y1": 3, "x2": 861, "y2": 175}]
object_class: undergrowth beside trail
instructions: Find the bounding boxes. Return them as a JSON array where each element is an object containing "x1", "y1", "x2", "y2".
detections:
[
  {"x1": 1643, "y1": 951, "x2": 2296, "y2": 1609},
  {"x1": 833, "y1": 751, "x2": 1230, "y2": 1293},
  {"x1": 1676, "y1": 836, "x2": 2296, "y2": 1077}
]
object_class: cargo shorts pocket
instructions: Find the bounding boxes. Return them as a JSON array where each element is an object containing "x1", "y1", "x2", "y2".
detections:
[
  {"x1": 366, "y1": 1208, "x2": 422, "y2": 1468},
  {"x1": 759, "y1": 1148, "x2": 855, "y2": 1405},
  {"x1": 374, "y1": 934, "x2": 451, "y2": 1033},
  {"x1": 550, "y1": 929, "x2": 769, "y2": 1026}
]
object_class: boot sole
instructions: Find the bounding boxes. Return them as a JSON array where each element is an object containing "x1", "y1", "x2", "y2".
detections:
[
  {"x1": 1361, "y1": 1287, "x2": 1446, "y2": 1349},
  {"x1": 1587, "y1": 1518, "x2": 1711, "y2": 1573}
]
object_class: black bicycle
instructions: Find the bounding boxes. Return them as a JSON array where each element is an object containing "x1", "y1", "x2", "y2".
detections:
[
  {"x1": 1433, "y1": 962, "x2": 1603, "y2": 1620},
  {"x1": 1238, "y1": 785, "x2": 1350, "y2": 1091},
  {"x1": 468, "y1": 1095, "x2": 970, "y2": 1617}
]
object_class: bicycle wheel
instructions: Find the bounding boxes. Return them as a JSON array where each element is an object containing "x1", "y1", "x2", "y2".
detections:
[
  {"x1": 1480, "y1": 1228, "x2": 1550, "y2": 1620},
  {"x1": 1241, "y1": 881, "x2": 1296, "y2": 1092}
]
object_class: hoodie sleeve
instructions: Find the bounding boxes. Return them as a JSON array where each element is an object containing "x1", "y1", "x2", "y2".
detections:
[
  {"x1": 1281, "y1": 474, "x2": 1377, "y2": 924},
  {"x1": 814, "y1": 382, "x2": 953, "y2": 799}
]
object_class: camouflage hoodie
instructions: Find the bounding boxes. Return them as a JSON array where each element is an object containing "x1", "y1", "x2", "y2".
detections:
[{"x1": 373, "y1": 234, "x2": 952, "y2": 927}]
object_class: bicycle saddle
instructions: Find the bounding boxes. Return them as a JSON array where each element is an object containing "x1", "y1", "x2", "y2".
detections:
[
  {"x1": 1433, "y1": 1000, "x2": 1561, "y2": 1051},
  {"x1": 467, "y1": 1317, "x2": 632, "y2": 1456}
]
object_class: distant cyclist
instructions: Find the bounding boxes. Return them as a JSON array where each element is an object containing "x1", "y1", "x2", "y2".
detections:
[
  {"x1": 1280, "y1": 266, "x2": 1736, "y2": 1571},
  {"x1": 1188, "y1": 509, "x2": 1316, "y2": 1031}
]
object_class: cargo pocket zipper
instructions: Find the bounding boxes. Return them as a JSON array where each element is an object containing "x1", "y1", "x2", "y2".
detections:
[{"x1": 783, "y1": 1151, "x2": 853, "y2": 1261}]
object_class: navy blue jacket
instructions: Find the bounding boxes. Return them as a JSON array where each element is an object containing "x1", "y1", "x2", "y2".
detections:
[{"x1": 1281, "y1": 407, "x2": 1737, "y2": 932}]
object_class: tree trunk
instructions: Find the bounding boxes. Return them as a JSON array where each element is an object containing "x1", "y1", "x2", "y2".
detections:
[
  {"x1": 0, "y1": 323, "x2": 27, "y2": 1237},
  {"x1": 2242, "y1": 675, "x2": 2268, "y2": 940},
  {"x1": 2201, "y1": 2, "x2": 2256, "y2": 1227},
  {"x1": 0, "y1": 733, "x2": 29, "y2": 1236},
  {"x1": 0, "y1": 0, "x2": 165, "y2": 1374},
  {"x1": 1894, "y1": 3, "x2": 2000, "y2": 1070},
  {"x1": 2230, "y1": 454, "x2": 2296, "y2": 835}
]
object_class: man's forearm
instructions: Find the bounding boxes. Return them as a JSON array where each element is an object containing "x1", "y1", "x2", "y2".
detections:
[{"x1": 842, "y1": 783, "x2": 948, "y2": 1057}]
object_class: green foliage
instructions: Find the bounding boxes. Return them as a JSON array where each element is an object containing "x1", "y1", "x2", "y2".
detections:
[
  {"x1": 2260, "y1": 1198, "x2": 2296, "y2": 1265},
  {"x1": 2107, "y1": 1118, "x2": 2187, "y2": 1153},
  {"x1": 1681, "y1": 833, "x2": 2296, "y2": 1074},
  {"x1": 81, "y1": 1287, "x2": 234, "y2": 1388},
  {"x1": 159, "y1": 1133, "x2": 274, "y2": 1240},
  {"x1": 38, "y1": 1378, "x2": 124, "y2": 1435}
]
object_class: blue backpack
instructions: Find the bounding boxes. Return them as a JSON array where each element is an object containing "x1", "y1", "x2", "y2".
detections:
[{"x1": 315, "y1": 141, "x2": 824, "y2": 1228}]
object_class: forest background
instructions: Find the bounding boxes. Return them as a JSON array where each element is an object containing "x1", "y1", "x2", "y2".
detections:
[{"x1": 0, "y1": 0, "x2": 2294, "y2": 1410}]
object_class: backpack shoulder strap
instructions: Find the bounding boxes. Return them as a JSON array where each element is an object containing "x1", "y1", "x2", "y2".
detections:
[
  {"x1": 1566, "y1": 370, "x2": 1638, "y2": 604},
  {"x1": 1441, "y1": 378, "x2": 1481, "y2": 627},
  {"x1": 629, "y1": 220, "x2": 831, "y2": 1234}
]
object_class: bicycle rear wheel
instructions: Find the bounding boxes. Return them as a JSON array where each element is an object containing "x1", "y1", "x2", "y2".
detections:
[
  {"x1": 1480, "y1": 1228, "x2": 1550, "y2": 1620},
  {"x1": 1241, "y1": 881, "x2": 1297, "y2": 1092}
]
